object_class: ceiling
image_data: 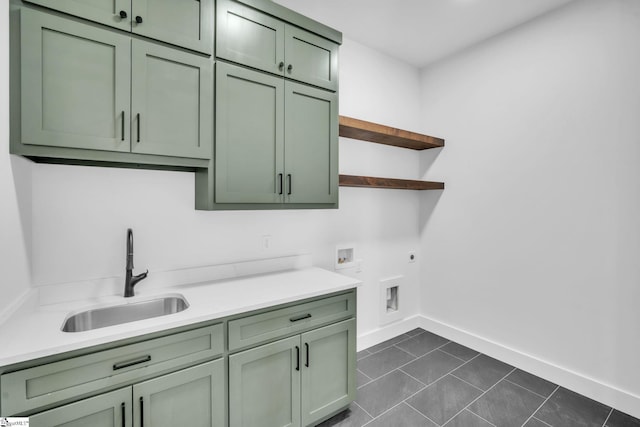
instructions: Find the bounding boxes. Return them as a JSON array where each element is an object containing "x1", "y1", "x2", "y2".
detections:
[{"x1": 273, "y1": 0, "x2": 575, "y2": 68}]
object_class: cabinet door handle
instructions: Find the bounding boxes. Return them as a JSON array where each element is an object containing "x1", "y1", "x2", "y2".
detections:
[
  {"x1": 121, "y1": 111, "x2": 125, "y2": 141},
  {"x1": 287, "y1": 64, "x2": 293, "y2": 73},
  {"x1": 119, "y1": 10, "x2": 127, "y2": 19},
  {"x1": 287, "y1": 174, "x2": 292, "y2": 195},
  {"x1": 121, "y1": 402, "x2": 125, "y2": 426},
  {"x1": 139, "y1": 396, "x2": 144, "y2": 426},
  {"x1": 136, "y1": 113, "x2": 141, "y2": 143},
  {"x1": 305, "y1": 342, "x2": 309, "y2": 367},
  {"x1": 289, "y1": 313, "x2": 311, "y2": 322},
  {"x1": 278, "y1": 61, "x2": 285, "y2": 71},
  {"x1": 135, "y1": 16, "x2": 143, "y2": 24},
  {"x1": 295, "y1": 345, "x2": 300, "y2": 371},
  {"x1": 113, "y1": 355, "x2": 151, "y2": 370},
  {"x1": 278, "y1": 173, "x2": 283, "y2": 195}
]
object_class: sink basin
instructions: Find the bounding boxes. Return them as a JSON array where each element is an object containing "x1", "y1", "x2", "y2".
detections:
[{"x1": 62, "y1": 295, "x2": 189, "y2": 332}]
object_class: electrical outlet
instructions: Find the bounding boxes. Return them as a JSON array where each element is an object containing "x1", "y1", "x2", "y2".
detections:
[{"x1": 408, "y1": 251, "x2": 416, "y2": 263}]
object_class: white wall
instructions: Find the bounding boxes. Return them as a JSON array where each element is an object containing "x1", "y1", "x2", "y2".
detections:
[
  {"x1": 0, "y1": 27, "x2": 425, "y2": 341},
  {"x1": 419, "y1": 0, "x2": 640, "y2": 416},
  {"x1": 0, "y1": 4, "x2": 32, "y2": 319}
]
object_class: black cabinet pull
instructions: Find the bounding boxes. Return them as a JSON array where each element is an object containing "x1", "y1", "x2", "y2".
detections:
[
  {"x1": 278, "y1": 173, "x2": 283, "y2": 195},
  {"x1": 121, "y1": 402, "x2": 125, "y2": 426},
  {"x1": 136, "y1": 113, "x2": 141, "y2": 142},
  {"x1": 113, "y1": 355, "x2": 151, "y2": 370},
  {"x1": 287, "y1": 174, "x2": 292, "y2": 195},
  {"x1": 289, "y1": 313, "x2": 311, "y2": 322},
  {"x1": 305, "y1": 342, "x2": 309, "y2": 368},
  {"x1": 287, "y1": 64, "x2": 293, "y2": 73},
  {"x1": 295, "y1": 346, "x2": 300, "y2": 371},
  {"x1": 121, "y1": 111, "x2": 125, "y2": 141},
  {"x1": 139, "y1": 396, "x2": 144, "y2": 426},
  {"x1": 279, "y1": 61, "x2": 285, "y2": 71},
  {"x1": 135, "y1": 16, "x2": 143, "y2": 24},
  {"x1": 119, "y1": 10, "x2": 127, "y2": 19}
]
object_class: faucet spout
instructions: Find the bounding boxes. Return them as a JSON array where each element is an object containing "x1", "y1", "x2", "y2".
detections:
[{"x1": 124, "y1": 228, "x2": 148, "y2": 297}]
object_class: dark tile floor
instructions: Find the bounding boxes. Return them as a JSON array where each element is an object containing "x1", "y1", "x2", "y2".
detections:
[{"x1": 317, "y1": 328, "x2": 640, "y2": 427}]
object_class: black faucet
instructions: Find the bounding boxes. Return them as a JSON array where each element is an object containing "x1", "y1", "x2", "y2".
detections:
[{"x1": 124, "y1": 228, "x2": 148, "y2": 297}]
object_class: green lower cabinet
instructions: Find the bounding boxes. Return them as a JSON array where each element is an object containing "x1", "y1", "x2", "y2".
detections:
[
  {"x1": 133, "y1": 359, "x2": 225, "y2": 427},
  {"x1": 28, "y1": 387, "x2": 131, "y2": 427},
  {"x1": 229, "y1": 336, "x2": 301, "y2": 427},
  {"x1": 27, "y1": 359, "x2": 224, "y2": 427},
  {"x1": 301, "y1": 319, "x2": 356, "y2": 426},
  {"x1": 228, "y1": 319, "x2": 356, "y2": 427}
]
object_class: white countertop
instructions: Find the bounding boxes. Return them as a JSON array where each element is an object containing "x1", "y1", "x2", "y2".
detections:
[{"x1": 0, "y1": 267, "x2": 360, "y2": 367}]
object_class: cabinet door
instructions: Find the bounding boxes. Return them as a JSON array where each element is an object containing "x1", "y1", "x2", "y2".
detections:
[
  {"x1": 301, "y1": 319, "x2": 356, "y2": 427},
  {"x1": 284, "y1": 82, "x2": 338, "y2": 204},
  {"x1": 132, "y1": 359, "x2": 225, "y2": 427},
  {"x1": 20, "y1": 8, "x2": 131, "y2": 152},
  {"x1": 23, "y1": 0, "x2": 131, "y2": 32},
  {"x1": 29, "y1": 387, "x2": 131, "y2": 427},
  {"x1": 131, "y1": 39, "x2": 213, "y2": 159},
  {"x1": 229, "y1": 336, "x2": 301, "y2": 427},
  {"x1": 284, "y1": 25, "x2": 338, "y2": 92},
  {"x1": 132, "y1": 0, "x2": 214, "y2": 55},
  {"x1": 215, "y1": 62, "x2": 285, "y2": 204},
  {"x1": 216, "y1": 0, "x2": 285, "y2": 76}
]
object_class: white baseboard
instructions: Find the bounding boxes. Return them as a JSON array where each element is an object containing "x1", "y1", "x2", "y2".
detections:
[
  {"x1": 357, "y1": 315, "x2": 422, "y2": 352},
  {"x1": 417, "y1": 314, "x2": 640, "y2": 420}
]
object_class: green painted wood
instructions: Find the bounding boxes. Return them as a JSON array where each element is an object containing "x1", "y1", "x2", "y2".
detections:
[
  {"x1": 215, "y1": 62, "x2": 285, "y2": 204},
  {"x1": 20, "y1": 8, "x2": 131, "y2": 152},
  {"x1": 228, "y1": 291, "x2": 355, "y2": 352},
  {"x1": 23, "y1": 0, "x2": 131, "y2": 32},
  {"x1": 1, "y1": 324, "x2": 223, "y2": 415},
  {"x1": 235, "y1": 0, "x2": 342, "y2": 44},
  {"x1": 216, "y1": 0, "x2": 285, "y2": 76},
  {"x1": 132, "y1": 0, "x2": 214, "y2": 55},
  {"x1": 229, "y1": 336, "x2": 301, "y2": 427},
  {"x1": 284, "y1": 82, "x2": 338, "y2": 204},
  {"x1": 301, "y1": 319, "x2": 356, "y2": 427},
  {"x1": 284, "y1": 26, "x2": 338, "y2": 92},
  {"x1": 131, "y1": 39, "x2": 213, "y2": 159},
  {"x1": 133, "y1": 359, "x2": 225, "y2": 427},
  {"x1": 28, "y1": 387, "x2": 131, "y2": 427}
]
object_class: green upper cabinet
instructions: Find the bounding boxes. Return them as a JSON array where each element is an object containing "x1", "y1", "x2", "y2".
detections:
[
  {"x1": 20, "y1": 8, "x2": 131, "y2": 152},
  {"x1": 284, "y1": 81, "x2": 338, "y2": 204},
  {"x1": 29, "y1": 387, "x2": 131, "y2": 427},
  {"x1": 215, "y1": 62, "x2": 284, "y2": 204},
  {"x1": 23, "y1": 0, "x2": 214, "y2": 54},
  {"x1": 17, "y1": 8, "x2": 212, "y2": 160},
  {"x1": 133, "y1": 359, "x2": 225, "y2": 427},
  {"x1": 211, "y1": 62, "x2": 337, "y2": 207},
  {"x1": 131, "y1": 39, "x2": 213, "y2": 159},
  {"x1": 216, "y1": 0, "x2": 338, "y2": 92}
]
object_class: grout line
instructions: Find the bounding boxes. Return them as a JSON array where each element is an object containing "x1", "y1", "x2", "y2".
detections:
[
  {"x1": 504, "y1": 378, "x2": 549, "y2": 400},
  {"x1": 360, "y1": 384, "x2": 431, "y2": 427},
  {"x1": 364, "y1": 333, "x2": 416, "y2": 355},
  {"x1": 438, "y1": 346, "x2": 476, "y2": 363},
  {"x1": 601, "y1": 407, "x2": 614, "y2": 427},
  {"x1": 444, "y1": 367, "x2": 517, "y2": 426},
  {"x1": 443, "y1": 408, "x2": 497, "y2": 427},
  {"x1": 449, "y1": 372, "x2": 486, "y2": 393},
  {"x1": 519, "y1": 385, "x2": 560, "y2": 427},
  {"x1": 532, "y1": 416, "x2": 554, "y2": 427},
  {"x1": 352, "y1": 400, "x2": 375, "y2": 421}
]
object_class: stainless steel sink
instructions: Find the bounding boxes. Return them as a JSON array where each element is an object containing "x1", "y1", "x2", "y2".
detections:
[{"x1": 62, "y1": 295, "x2": 189, "y2": 332}]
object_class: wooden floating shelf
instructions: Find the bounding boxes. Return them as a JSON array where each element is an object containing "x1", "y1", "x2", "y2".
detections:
[
  {"x1": 339, "y1": 116, "x2": 445, "y2": 150},
  {"x1": 339, "y1": 175, "x2": 444, "y2": 191}
]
